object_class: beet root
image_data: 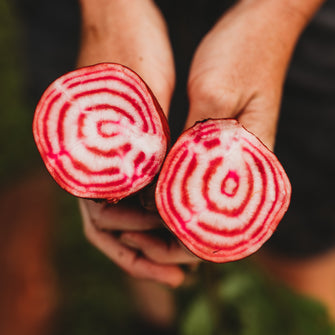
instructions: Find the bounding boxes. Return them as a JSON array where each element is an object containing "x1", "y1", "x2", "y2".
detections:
[
  {"x1": 33, "y1": 63, "x2": 169, "y2": 203},
  {"x1": 33, "y1": 63, "x2": 291, "y2": 264},
  {"x1": 155, "y1": 119, "x2": 291, "y2": 263}
]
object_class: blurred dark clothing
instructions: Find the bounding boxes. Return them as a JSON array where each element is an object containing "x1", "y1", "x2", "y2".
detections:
[
  {"x1": 14, "y1": 0, "x2": 335, "y2": 258},
  {"x1": 269, "y1": 1, "x2": 335, "y2": 258}
]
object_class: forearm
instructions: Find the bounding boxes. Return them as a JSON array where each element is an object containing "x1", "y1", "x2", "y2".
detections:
[
  {"x1": 233, "y1": 0, "x2": 326, "y2": 63},
  {"x1": 186, "y1": 0, "x2": 325, "y2": 149},
  {"x1": 78, "y1": 0, "x2": 162, "y2": 40},
  {"x1": 198, "y1": 0, "x2": 326, "y2": 76},
  {"x1": 247, "y1": 0, "x2": 326, "y2": 24},
  {"x1": 78, "y1": 0, "x2": 165, "y2": 61},
  {"x1": 77, "y1": 0, "x2": 175, "y2": 113}
]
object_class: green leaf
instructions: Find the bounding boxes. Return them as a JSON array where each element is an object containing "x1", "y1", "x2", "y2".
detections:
[{"x1": 181, "y1": 295, "x2": 215, "y2": 335}]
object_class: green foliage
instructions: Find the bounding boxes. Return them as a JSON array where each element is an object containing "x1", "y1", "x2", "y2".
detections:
[
  {"x1": 181, "y1": 295, "x2": 214, "y2": 335},
  {"x1": 0, "y1": 0, "x2": 39, "y2": 186},
  {"x1": 53, "y1": 193, "x2": 136, "y2": 335},
  {"x1": 179, "y1": 261, "x2": 335, "y2": 335}
]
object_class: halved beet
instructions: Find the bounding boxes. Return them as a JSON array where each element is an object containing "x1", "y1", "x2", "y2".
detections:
[
  {"x1": 155, "y1": 119, "x2": 291, "y2": 263},
  {"x1": 33, "y1": 63, "x2": 169, "y2": 203}
]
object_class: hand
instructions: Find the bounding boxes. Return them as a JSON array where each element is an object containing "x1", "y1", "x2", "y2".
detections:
[
  {"x1": 79, "y1": 197, "x2": 199, "y2": 287},
  {"x1": 77, "y1": 0, "x2": 199, "y2": 287},
  {"x1": 186, "y1": 0, "x2": 321, "y2": 150}
]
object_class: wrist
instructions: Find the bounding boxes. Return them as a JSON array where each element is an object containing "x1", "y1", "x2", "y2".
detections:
[
  {"x1": 217, "y1": 0, "x2": 325, "y2": 75},
  {"x1": 240, "y1": 0, "x2": 325, "y2": 29},
  {"x1": 79, "y1": 0, "x2": 155, "y2": 33}
]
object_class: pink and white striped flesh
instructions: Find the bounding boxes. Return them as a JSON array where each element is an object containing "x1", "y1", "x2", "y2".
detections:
[
  {"x1": 33, "y1": 63, "x2": 169, "y2": 203},
  {"x1": 155, "y1": 119, "x2": 291, "y2": 263}
]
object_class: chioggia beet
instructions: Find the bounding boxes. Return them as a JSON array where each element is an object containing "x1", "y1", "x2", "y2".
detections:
[
  {"x1": 155, "y1": 119, "x2": 291, "y2": 263},
  {"x1": 33, "y1": 63, "x2": 291, "y2": 264},
  {"x1": 33, "y1": 63, "x2": 169, "y2": 203}
]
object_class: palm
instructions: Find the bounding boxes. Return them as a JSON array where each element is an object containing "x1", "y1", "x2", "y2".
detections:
[{"x1": 186, "y1": 2, "x2": 298, "y2": 150}]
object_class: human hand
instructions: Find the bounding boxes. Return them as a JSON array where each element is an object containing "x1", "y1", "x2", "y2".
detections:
[
  {"x1": 77, "y1": 0, "x2": 199, "y2": 287},
  {"x1": 79, "y1": 197, "x2": 199, "y2": 287},
  {"x1": 186, "y1": 0, "x2": 321, "y2": 149}
]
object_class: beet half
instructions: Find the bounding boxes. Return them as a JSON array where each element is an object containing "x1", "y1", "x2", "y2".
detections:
[
  {"x1": 155, "y1": 119, "x2": 291, "y2": 263},
  {"x1": 33, "y1": 63, "x2": 169, "y2": 203}
]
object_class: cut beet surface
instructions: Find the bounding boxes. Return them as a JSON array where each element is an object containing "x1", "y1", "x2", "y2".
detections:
[
  {"x1": 155, "y1": 119, "x2": 291, "y2": 263},
  {"x1": 33, "y1": 63, "x2": 169, "y2": 203}
]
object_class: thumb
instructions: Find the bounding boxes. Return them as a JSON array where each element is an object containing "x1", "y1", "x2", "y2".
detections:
[
  {"x1": 186, "y1": 80, "x2": 242, "y2": 131},
  {"x1": 186, "y1": 77, "x2": 278, "y2": 151}
]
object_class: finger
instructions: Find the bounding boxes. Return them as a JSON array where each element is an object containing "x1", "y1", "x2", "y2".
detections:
[
  {"x1": 187, "y1": 73, "x2": 250, "y2": 132},
  {"x1": 80, "y1": 200, "x2": 185, "y2": 287},
  {"x1": 79, "y1": 198, "x2": 162, "y2": 231},
  {"x1": 120, "y1": 231, "x2": 201, "y2": 265},
  {"x1": 237, "y1": 101, "x2": 279, "y2": 151}
]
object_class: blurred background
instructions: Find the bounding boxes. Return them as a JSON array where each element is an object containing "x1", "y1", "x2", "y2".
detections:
[{"x1": 1, "y1": 0, "x2": 335, "y2": 334}]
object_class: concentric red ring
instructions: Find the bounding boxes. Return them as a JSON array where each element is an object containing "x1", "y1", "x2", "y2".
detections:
[
  {"x1": 33, "y1": 63, "x2": 169, "y2": 202},
  {"x1": 155, "y1": 119, "x2": 291, "y2": 262}
]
